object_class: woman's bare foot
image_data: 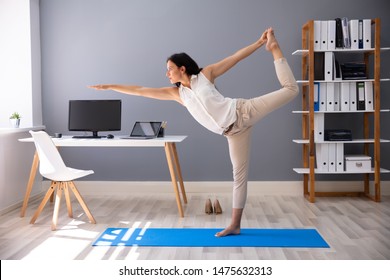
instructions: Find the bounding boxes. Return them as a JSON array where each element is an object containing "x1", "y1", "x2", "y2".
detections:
[
  {"x1": 216, "y1": 208, "x2": 243, "y2": 237},
  {"x1": 265, "y1": 28, "x2": 284, "y2": 60},
  {"x1": 265, "y1": 28, "x2": 279, "y2": 51},
  {"x1": 215, "y1": 225, "x2": 241, "y2": 237}
]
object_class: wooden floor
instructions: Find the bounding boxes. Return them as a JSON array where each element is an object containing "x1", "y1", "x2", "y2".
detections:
[{"x1": 0, "y1": 192, "x2": 389, "y2": 260}]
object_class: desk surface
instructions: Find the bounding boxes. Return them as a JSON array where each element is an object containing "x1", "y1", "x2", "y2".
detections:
[{"x1": 19, "y1": 135, "x2": 187, "y2": 147}]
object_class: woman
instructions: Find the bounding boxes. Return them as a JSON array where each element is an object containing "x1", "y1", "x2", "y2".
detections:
[{"x1": 89, "y1": 28, "x2": 299, "y2": 237}]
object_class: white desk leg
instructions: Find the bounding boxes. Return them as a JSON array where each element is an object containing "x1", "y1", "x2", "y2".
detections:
[
  {"x1": 165, "y1": 143, "x2": 184, "y2": 217},
  {"x1": 20, "y1": 151, "x2": 39, "y2": 217}
]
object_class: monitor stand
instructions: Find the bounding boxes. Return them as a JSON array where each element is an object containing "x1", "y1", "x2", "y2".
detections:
[{"x1": 72, "y1": 131, "x2": 102, "y2": 139}]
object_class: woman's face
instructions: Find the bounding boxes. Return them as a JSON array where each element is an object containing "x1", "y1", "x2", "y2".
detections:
[{"x1": 166, "y1": 60, "x2": 184, "y2": 84}]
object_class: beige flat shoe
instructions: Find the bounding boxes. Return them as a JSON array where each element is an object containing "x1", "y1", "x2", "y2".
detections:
[
  {"x1": 205, "y1": 198, "x2": 213, "y2": 214},
  {"x1": 213, "y1": 199, "x2": 222, "y2": 214}
]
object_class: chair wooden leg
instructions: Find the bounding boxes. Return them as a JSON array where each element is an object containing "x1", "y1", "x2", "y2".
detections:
[
  {"x1": 68, "y1": 181, "x2": 96, "y2": 224},
  {"x1": 50, "y1": 190, "x2": 55, "y2": 203},
  {"x1": 63, "y1": 182, "x2": 73, "y2": 218},
  {"x1": 51, "y1": 182, "x2": 64, "y2": 231},
  {"x1": 30, "y1": 181, "x2": 57, "y2": 224}
]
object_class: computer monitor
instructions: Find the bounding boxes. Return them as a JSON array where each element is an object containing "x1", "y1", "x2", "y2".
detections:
[{"x1": 68, "y1": 99, "x2": 121, "y2": 138}]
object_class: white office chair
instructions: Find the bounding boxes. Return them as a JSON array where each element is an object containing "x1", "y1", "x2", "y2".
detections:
[{"x1": 29, "y1": 130, "x2": 96, "y2": 230}]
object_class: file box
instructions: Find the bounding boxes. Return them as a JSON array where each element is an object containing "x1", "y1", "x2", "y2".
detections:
[{"x1": 345, "y1": 155, "x2": 371, "y2": 172}]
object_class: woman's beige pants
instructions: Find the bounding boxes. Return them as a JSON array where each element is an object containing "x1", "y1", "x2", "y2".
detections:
[{"x1": 224, "y1": 58, "x2": 299, "y2": 209}]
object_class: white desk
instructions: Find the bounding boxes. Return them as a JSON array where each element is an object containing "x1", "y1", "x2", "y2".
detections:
[{"x1": 19, "y1": 135, "x2": 188, "y2": 218}]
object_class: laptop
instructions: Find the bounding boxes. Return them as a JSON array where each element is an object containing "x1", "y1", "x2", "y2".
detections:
[{"x1": 121, "y1": 121, "x2": 163, "y2": 139}]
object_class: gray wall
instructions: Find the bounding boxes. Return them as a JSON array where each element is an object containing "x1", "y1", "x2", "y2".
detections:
[{"x1": 39, "y1": 0, "x2": 390, "y2": 181}]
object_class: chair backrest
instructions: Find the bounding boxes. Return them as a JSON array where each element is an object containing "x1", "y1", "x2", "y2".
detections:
[{"x1": 29, "y1": 130, "x2": 68, "y2": 179}]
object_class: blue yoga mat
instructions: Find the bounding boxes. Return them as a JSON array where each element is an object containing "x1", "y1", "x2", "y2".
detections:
[{"x1": 93, "y1": 228, "x2": 329, "y2": 248}]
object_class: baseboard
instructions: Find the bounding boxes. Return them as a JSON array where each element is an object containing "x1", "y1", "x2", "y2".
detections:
[
  {"x1": 41, "y1": 180, "x2": 390, "y2": 196},
  {"x1": 2, "y1": 181, "x2": 389, "y2": 215},
  {"x1": 0, "y1": 192, "x2": 43, "y2": 216}
]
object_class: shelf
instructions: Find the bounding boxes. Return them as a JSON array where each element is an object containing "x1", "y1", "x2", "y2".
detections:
[
  {"x1": 293, "y1": 139, "x2": 390, "y2": 144},
  {"x1": 293, "y1": 109, "x2": 390, "y2": 114},
  {"x1": 293, "y1": 168, "x2": 390, "y2": 174},
  {"x1": 292, "y1": 47, "x2": 390, "y2": 55},
  {"x1": 297, "y1": 78, "x2": 390, "y2": 84},
  {"x1": 293, "y1": 18, "x2": 385, "y2": 202},
  {"x1": 292, "y1": 50, "x2": 309, "y2": 56}
]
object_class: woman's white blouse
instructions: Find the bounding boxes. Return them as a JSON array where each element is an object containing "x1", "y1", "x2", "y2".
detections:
[{"x1": 179, "y1": 72, "x2": 237, "y2": 135}]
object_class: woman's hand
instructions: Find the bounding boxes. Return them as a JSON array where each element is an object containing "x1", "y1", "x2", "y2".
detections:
[
  {"x1": 257, "y1": 28, "x2": 271, "y2": 46},
  {"x1": 88, "y1": 84, "x2": 111, "y2": 90}
]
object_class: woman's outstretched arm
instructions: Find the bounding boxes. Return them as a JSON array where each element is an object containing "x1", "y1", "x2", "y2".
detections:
[
  {"x1": 202, "y1": 28, "x2": 270, "y2": 83},
  {"x1": 88, "y1": 84, "x2": 183, "y2": 104}
]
